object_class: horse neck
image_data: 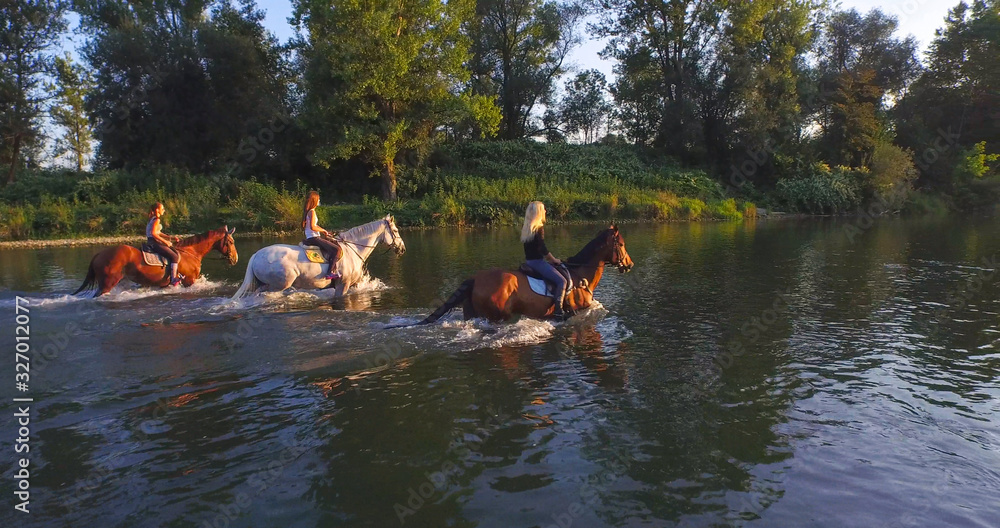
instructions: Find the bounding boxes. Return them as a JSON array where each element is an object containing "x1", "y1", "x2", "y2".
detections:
[
  {"x1": 571, "y1": 253, "x2": 606, "y2": 291},
  {"x1": 343, "y1": 222, "x2": 385, "y2": 261},
  {"x1": 180, "y1": 232, "x2": 220, "y2": 261}
]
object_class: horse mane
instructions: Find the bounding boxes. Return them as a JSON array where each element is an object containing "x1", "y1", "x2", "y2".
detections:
[
  {"x1": 338, "y1": 218, "x2": 384, "y2": 241},
  {"x1": 566, "y1": 228, "x2": 614, "y2": 265},
  {"x1": 175, "y1": 229, "x2": 218, "y2": 247}
]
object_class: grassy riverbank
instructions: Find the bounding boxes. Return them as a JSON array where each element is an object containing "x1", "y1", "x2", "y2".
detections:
[
  {"x1": 7, "y1": 140, "x2": 989, "y2": 243},
  {"x1": 0, "y1": 143, "x2": 761, "y2": 241}
]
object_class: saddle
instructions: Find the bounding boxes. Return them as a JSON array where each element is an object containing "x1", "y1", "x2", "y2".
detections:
[
  {"x1": 299, "y1": 239, "x2": 340, "y2": 264},
  {"x1": 140, "y1": 242, "x2": 168, "y2": 267},
  {"x1": 519, "y1": 263, "x2": 572, "y2": 298}
]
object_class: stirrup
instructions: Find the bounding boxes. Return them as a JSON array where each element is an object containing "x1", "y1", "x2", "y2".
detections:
[
  {"x1": 325, "y1": 272, "x2": 341, "y2": 281},
  {"x1": 169, "y1": 277, "x2": 182, "y2": 287}
]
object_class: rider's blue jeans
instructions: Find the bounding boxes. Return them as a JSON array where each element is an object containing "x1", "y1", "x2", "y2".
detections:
[{"x1": 526, "y1": 259, "x2": 568, "y2": 300}]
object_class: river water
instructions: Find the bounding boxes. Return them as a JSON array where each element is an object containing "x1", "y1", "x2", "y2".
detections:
[{"x1": 1, "y1": 217, "x2": 998, "y2": 527}]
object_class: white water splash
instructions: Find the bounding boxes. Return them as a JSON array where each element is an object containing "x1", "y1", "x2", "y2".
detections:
[
  {"x1": 0, "y1": 276, "x2": 227, "y2": 308},
  {"x1": 213, "y1": 275, "x2": 388, "y2": 313}
]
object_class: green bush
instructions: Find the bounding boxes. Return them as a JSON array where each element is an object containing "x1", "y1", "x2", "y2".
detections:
[
  {"x1": 706, "y1": 198, "x2": 743, "y2": 221},
  {"x1": 229, "y1": 180, "x2": 303, "y2": 230},
  {"x1": 903, "y1": 190, "x2": 950, "y2": 216},
  {"x1": 776, "y1": 165, "x2": 863, "y2": 214},
  {"x1": 34, "y1": 197, "x2": 75, "y2": 235},
  {"x1": 0, "y1": 205, "x2": 34, "y2": 239}
]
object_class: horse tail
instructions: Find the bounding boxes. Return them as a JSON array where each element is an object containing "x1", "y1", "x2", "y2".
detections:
[
  {"x1": 384, "y1": 278, "x2": 474, "y2": 329},
  {"x1": 419, "y1": 278, "x2": 475, "y2": 325},
  {"x1": 231, "y1": 252, "x2": 260, "y2": 299},
  {"x1": 72, "y1": 257, "x2": 98, "y2": 296}
]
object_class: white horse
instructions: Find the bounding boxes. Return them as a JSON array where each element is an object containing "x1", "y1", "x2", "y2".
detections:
[{"x1": 232, "y1": 215, "x2": 405, "y2": 298}]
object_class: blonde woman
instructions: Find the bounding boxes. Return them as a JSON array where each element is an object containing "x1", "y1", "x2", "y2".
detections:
[{"x1": 521, "y1": 201, "x2": 568, "y2": 318}]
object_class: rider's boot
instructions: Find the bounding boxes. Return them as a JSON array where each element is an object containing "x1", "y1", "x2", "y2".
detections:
[
  {"x1": 168, "y1": 263, "x2": 182, "y2": 287},
  {"x1": 552, "y1": 292, "x2": 568, "y2": 320},
  {"x1": 551, "y1": 303, "x2": 566, "y2": 320},
  {"x1": 325, "y1": 262, "x2": 341, "y2": 282}
]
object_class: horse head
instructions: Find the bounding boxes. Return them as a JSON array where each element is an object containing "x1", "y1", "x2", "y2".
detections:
[
  {"x1": 603, "y1": 224, "x2": 633, "y2": 273},
  {"x1": 382, "y1": 214, "x2": 406, "y2": 255},
  {"x1": 215, "y1": 226, "x2": 239, "y2": 266}
]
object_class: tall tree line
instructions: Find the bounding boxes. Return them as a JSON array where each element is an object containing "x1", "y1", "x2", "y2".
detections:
[{"x1": 1, "y1": 0, "x2": 997, "y2": 202}]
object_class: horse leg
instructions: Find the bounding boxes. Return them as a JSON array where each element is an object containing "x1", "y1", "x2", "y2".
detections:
[
  {"x1": 334, "y1": 280, "x2": 349, "y2": 297},
  {"x1": 462, "y1": 294, "x2": 476, "y2": 320},
  {"x1": 97, "y1": 270, "x2": 123, "y2": 296},
  {"x1": 94, "y1": 250, "x2": 135, "y2": 296}
]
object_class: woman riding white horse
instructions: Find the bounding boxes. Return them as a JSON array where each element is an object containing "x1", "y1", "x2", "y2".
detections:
[{"x1": 232, "y1": 215, "x2": 405, "y2": 298}]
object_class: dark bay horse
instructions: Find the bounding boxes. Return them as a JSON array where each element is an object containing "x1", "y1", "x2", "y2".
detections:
[
  {"x1": 415, "y1": 226, "x2": 633, "y2": 323},
  {"x1": 73, "y1": 226, "x2": 238, "y2": 297}
]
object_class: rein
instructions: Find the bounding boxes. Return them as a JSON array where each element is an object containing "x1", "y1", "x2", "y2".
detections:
[
  {"x1": 331, "y1": 220, "x2": 398, "y2": 274},
  {"x1": 334, "y1": 220, "x2": 397, "y2": 257}
]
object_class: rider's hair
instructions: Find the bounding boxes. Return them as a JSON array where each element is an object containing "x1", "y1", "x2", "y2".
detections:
[
  {"x1": 148, "y1": 202, "x2": 163, "y2": 219},
  {"x1": 521, "y1": 201, "x2": 546, "y2": 243},
  {"x1": 302, "y1": 191, "x2": 320, "y2": 228}
]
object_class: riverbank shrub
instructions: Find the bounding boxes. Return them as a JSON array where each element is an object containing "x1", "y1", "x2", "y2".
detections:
[
  {"x1": 776, "y1": 164, "x2": 863, "y2": 214},
  {"x1": 0, "y1": 142, "x2": 757, "y2": 240}
]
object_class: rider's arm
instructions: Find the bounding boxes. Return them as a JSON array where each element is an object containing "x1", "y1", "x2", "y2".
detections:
[
  {"x1": 153, "y1": 219, "x2": 181, "y2": 246},
  {"x1": 309, "y1": 210, "x2": 329, "y2": 236},
  {"x1": 151, "y1": 219, "x2": 174, "y2": 245},
  {"x1": 537, "y1": 228, "x2": 560, "y2": 265}
]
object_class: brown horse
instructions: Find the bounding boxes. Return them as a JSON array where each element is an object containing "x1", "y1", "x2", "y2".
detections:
[
  {"x1": 72, "y1": 226, "x2": 239, "y2": 297},
  {"x1": 414, "y1": 226, "x2": 633, "y2": 324}
]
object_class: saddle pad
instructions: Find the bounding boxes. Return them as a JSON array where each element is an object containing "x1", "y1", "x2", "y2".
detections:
[
  {"x1": 299, "y1": 244, "x2": 326, "y2": 263},
  {"x1": 527, "y1": 276, "x2": 555, "y2": 297},
  {"x1": 140, "y1": 244, "x2": 168, "y2": 267}
]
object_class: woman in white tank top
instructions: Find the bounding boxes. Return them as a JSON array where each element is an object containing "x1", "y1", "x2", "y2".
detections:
[
  {"x1": 302, "y1": 191, "x2": 342, "y2": 282},
  {"x1": 146, "y1": 202, "x2": 182, "y2": 286}
]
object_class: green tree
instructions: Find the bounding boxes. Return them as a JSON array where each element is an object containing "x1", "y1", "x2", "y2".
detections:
[
  {"x1": 557, "y1": 69, "x2": 611, "y2": 144},
  {"x1": 595, "y1": 0, "x2": 727, "y2": 158},
  {"x1": 49, "y1": 54, "x2": 94, "y2": 171},
  {"x1": 0, "y1": 0, "x2": 68, "y2": 183},
  {"x1": 598, "y1": 0, "x2": 820, "y2": 179},
  {"x1": 706, "y1": 0, "x2": 820, "y2": 182},
  {"x1": 294, "y1": 0, "x2": 501, "y2": 201},
  {"x1": 77, "y1": 0, "x2": 290, "y2": 172},
  {"x1": 811, "y1": 8, "x2": 920, "y2": 167},
  {"x1": 468, "y1": 0, "x2": 584, "y2": 139},
  {"x1": 895, "y1": 0, "x2": 1000, "y2": 189},
  {"x1": 955, "y1": 142, "x2": 1000, "y2": 180}
]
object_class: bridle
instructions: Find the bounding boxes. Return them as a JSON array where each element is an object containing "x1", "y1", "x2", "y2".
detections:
[
  {"x1": 336, "y1": 219, "x2": 400, "y2": 249},
  {"x1": 564, "y1": 232, "x2": 629, "y2": 272},
  {"x1": 213, "y1": 232, "x2": 237, "y2": 262},
  {"x1": 610, "y1": 236, "x2": 630, "y2": 272}
]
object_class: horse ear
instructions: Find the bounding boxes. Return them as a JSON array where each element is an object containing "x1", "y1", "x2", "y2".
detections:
[
  {"x1": 610, "y1": 223, "x2": 618, "y2": 232},
  {"x1": 228, "y1": 227, "x2": 236, "y2": 235},
  {"x1": 222, "y1": 225, "x2": 228, "y2": 233}
]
